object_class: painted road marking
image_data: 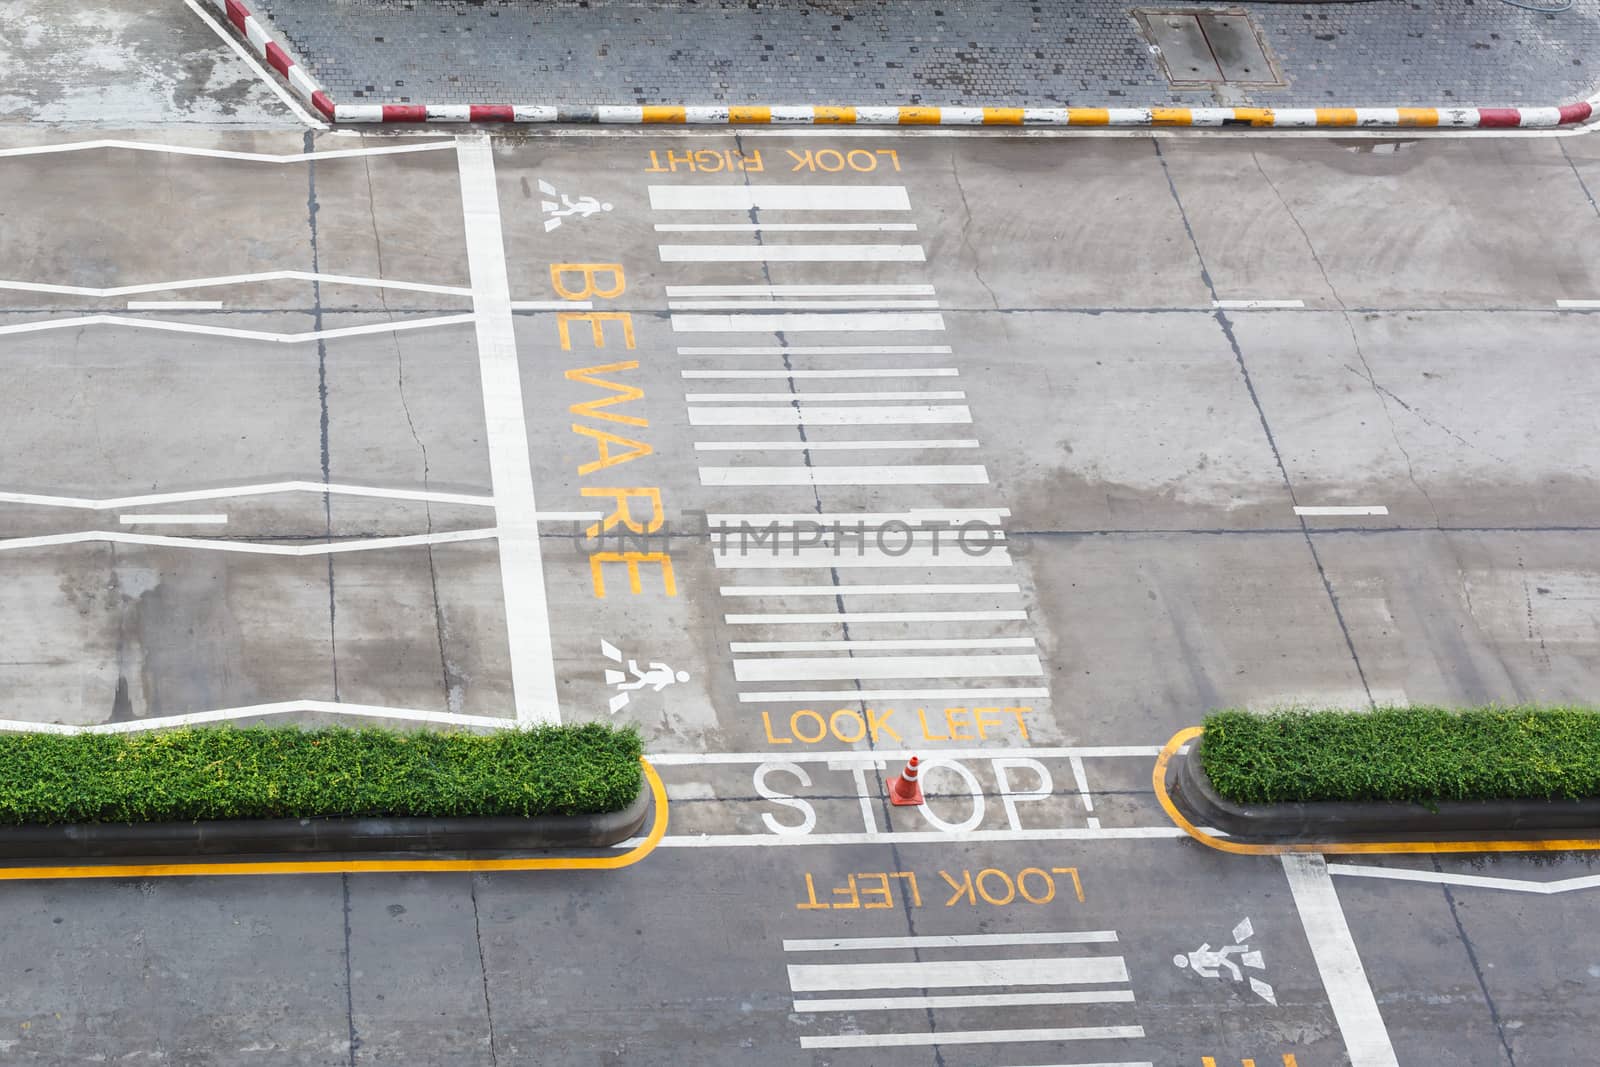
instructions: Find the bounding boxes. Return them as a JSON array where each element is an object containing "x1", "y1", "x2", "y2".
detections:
[
  {"x1": 673, "y1": 311, "x2": 943, "y2": 331},
  {"x1": 126, "y1": 300, "x2": 223, "y2": 310},
  {"x1": 689, "y1": 404, "x2": 971, "y2": 426},
  {"x1": 617, "y1": 828, "x2": 1187, "y2": 848},
  {"x1": 0, "y1": 270, "x2": 470, "y2": 299},
  {"x1": 731, "y1": 637, "x2": 1034, "y2": 651},
  {"x1": 660, "y1": 244, "x2": 924, "y2": 263},
  {"x1": 1555, "y1": 299, "x2": 1600, "y2": 308},
  {"x1": 785, "y1": 932, "x2": 1118, "y2": 950},
  {"x1": 727, "y1": 610, "x2": 1026, "y2": 624},
  {"x1": 655, "y1": 223, "x2": 919, "y2": 232},
  {"x1": 1328, "y1": 863, "x2": 1600, "y2": 895},
  {"x1": 457, "y1": 134, "x2": 560, "y2": 725},
  {"x1": 723, "y1": 585, "x2": 1020, "y2": 599},
  {"x1": 649, "y1": 184, "x2": 911, "y2": 211},
  {"x1": 0, "y1": 700, "x2": 517, "y2": 734},
  {"x1": 669, "y1": 299, "x2": 940, "y2": 310},
  {"x1": 794, "y1": 990, "x2": 1135, "y2": 1011},
  {"x1": 787, "y1": 956, "x2": 1129, "y2": 992},
  {"x1": 700, "y1": 465, "x2": 988, "y2": 486},
  {"x1": 669, "y1": 283, "x2": 936, "y2": 297},
  {"x1": 0, "y1": 313, "x2": 475, "y2": 343},
  {"x1": 715, "y1": 549, "x2": 1013, "y2": 570},
  {"x1": 0, "y1": 529, "x2": 497, "y2": 556},
  {"x1": 710, "y1": 507, "x2": 1008, "y2": 524},
  {"x1": 801, "y1": 1027, "x2": 1145, "y2": 1050},
  {"x1": 684, "y1": 368, "x2": 957, "y2": 379},
  {"x1": 510, "y1": 299, "x2": 595, "y2": 310},
  {"x1": 687, "y1": 389, "x2": 964, "y2": 402},
  {"x1": 646, "y1": 747, "x2": 1163, "y2": 764},
  {"x1": 1294, "y1": 505, "x2": 1389, "y2": 516},
  {"x1": 117, "y1": 513, "x2": 228, "y2": 525},
  {"x1": 0, "y1": 139, "x2": 459, "y2": 165},
  {"x1": 680, "y1": 344, "x2": 952, "y2": 355},
  {"x1": 0, "y1": 482, "x2": 495, "y2": 510},
  {"x1": 740, "y1": 687, "x2": 1050, "y2": 703},
  {"x1": 697, "y1": 437, "x2": 980, "y2": 450},
  {"x1": 1282, "y1": 854, "x2": 1400, "y2": 1067},
  {"x1": 734, "y1": 653, "x2": 1044, "y2": 682},
  {"x1": 1212, "y1": 299, "x2": 1306, "y2": 309}
]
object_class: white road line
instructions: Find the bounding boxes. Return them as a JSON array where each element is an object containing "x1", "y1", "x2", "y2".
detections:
[
  {"x1": 117, "y1": 514, "x2": 228, "y2": 525},
  {"x1": 0, "y1": 313, "x2": 475, "y2": 343},
  {"x1": 0, "y1": 701, "x2": 513, "y2": 735},
  {"x1": 1294, "y1": 505, "x2": 1389, "y2": 516},
  {"x1": 0, "y1": 529, "x2": 497, "y2": 556},
  {"x1": 510, "y1": 300, "x2": 594, "y2": 310},
  {"x1": 701, "y1": 465, "x2": 988, "y2": 487},
  {"x1": 717, "y1": 550, "x2": 1013, "y2": 571},
  {"x1": 740, "y1": 686, "x2": 1050, "y2": 702},
  {"x1": 787, "y1": 956, "x2": 1128, "y2": 993},
  {"x1": 660, "y1": 244, "x2": 923, "y2": 263},
  {"x1": 669, "y1": 284, "x2": 936, "y2": 297},
  {"x1": 1282, "y1": 854, "x2": 1400, "y2": 1067},
  {"x1": 458, "y1": 135, "x2": 560, "y2": 726},
  {"x1": 688, "y1": 390, "x2": 964, "y2": 403},
  {"x1": 0, "y1": 481, "x2": 494, "y2": 511},
  {"x1": 732, "y1": 637, "x2": 1034, "y2": 652},
  {"x1": 680, "y1": 344, "x2": 952, "y2": 355},
  {"x1": 0, "y1": 140, "x2": 458, "y2": 165},
  {"x1": 674, "y1": 312, "x2": 943, "y2": 332},
  {"x1": 793, "y1": 990, "x2": 1135, "y2": 1012},
  {"x1": 800, "y1": 1026, "x2": 1143, "y2": 1050},
  {"x1": 669, "y1": 299, "x2": 940, "y2": 310},
  {"x1": 126, "y1": 300, "x2": 224, "y2": 310},
  {"x1": 691, "y1": 405, "x2": 970, "y2": 426},
  {"x1": 1555, "y1": 299, "x2": 1600, "y2": 309},
  {"x1": 722, "y1": 584, "x2": 1020, "y2": 598},
  {"x1": 649, "y1": 185, "x2": 911, "y2": 212},
  {"x1": 0, "y1": 270, "x2": 470, "y2": 298},
  {"x1": 697, "y1": 438, "x2": 979, "y2": 451},
  {"x1": 785, "y1": 931, "x2": 1119, "y2": 951},
  {"x1": 645, "y1": 746, "x2": 1161, "y2": 765},
  {"x1": 711, "y1": 508, "x2": 1008, "y2": 524},
  {"x1": 656, "y1": 223, "x2": 919, "y2": 232},
  {"x1": 616, "y1": 827, "x2": 1185, "y2": 847},
  {"x1": 1213, "y1": 299, "x2": 1306, "y2": 309},
  {"x1": 685, "y1": 369, "x2": 957, "y2": 379},
  {"x1": 182, "y1": 0, "x2": 328, "y2": 129},
  {"x1": 1328, "y1": 864, "x2": 1600, "y2": 895},
  {"x1": 736, "y1": 653, "x2": 1043, "y2": 682},
  {"x1": 727, "y1": 609, "x2": 1025, "y2": 624}
]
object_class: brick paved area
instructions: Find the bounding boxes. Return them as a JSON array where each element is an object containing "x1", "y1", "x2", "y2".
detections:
[{"x1": 246, "y1": 0, "x2": 1600, "y2": 109}]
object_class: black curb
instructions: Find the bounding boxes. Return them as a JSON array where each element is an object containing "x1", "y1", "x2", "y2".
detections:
[
  {"x1": 1169, "y1": 749, "x2": 1600, "y2": 839},
  {"x1": 0, "y1": 774, "x2": 652, "y2": 860}
]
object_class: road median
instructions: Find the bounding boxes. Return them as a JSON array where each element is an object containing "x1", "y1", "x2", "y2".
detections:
[
  {"x1": 1171, "y1": 707, "x2": 1600, "y2": 840},
  {"x1": 0, "y1": 724, "x2": 648, "y2": 859}
]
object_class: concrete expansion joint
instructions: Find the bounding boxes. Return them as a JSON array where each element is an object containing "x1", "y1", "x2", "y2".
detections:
[{"x1": 205, "y1": 0, "x2": 1600, "y2": 133}]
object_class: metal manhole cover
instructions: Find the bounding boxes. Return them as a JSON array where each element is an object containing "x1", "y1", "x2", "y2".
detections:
[{"x1": 1136, "y1": 9, "x2": 1286, "y2": 88}]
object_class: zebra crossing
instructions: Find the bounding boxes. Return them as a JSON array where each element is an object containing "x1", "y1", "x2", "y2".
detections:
[
  {"x1": 652, "y1": 181, "x2": 1050, "y2": 713},
  {"x1": 782, "y1": 931, "x2": 1144, "y2": 1055}
]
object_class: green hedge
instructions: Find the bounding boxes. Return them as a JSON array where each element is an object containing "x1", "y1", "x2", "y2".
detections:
[
  {"x1": 0, "y1": 724, "x2": 642, "y2": 825},
  {"x1": 1200, "y1": 706, "x2": 1600, "y2": 804}
]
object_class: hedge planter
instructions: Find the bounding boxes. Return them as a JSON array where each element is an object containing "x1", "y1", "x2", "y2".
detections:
[
  {"x1": 0, "y1": 724, "x2": 647, "y2": 859},
  {"x1": 1170, "y1": 746, "x2": 1600, "y2": 840}
]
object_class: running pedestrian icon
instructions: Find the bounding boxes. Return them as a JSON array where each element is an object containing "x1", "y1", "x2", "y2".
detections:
[
  {"x1": 539, "y1": 179, "x2": 614, "y2": 232},
  {"x1": 601, "y1": 639, "x2": 689, "y2": 714},
  {"x1": 1174, "y1": 918, "x2": 1276, "y2": 1005}
]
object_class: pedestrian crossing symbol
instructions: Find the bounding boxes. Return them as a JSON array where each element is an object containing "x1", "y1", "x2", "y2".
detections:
[
  {"x1": 539, "y1": 179, "x2": 614, "y2": 232},
  {"x1": 1174, "y1": 917, "x2": 1276, "y2": 1005},
  {"x1": 601, "y1": 639, "x2": 690, "y2": 714}
]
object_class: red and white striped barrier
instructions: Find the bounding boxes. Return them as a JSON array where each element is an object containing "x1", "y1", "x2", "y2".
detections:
[{"x1": 208, "y1": 0, "x2": 1599, "y2": 131}]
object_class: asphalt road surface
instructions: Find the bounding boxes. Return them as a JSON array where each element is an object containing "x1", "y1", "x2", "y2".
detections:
[{"x1": 2, "y1": 127, "x2": 1600, "y2": 1065}]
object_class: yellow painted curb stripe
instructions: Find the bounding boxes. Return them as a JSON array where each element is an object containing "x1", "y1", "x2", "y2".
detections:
[
  {"x1": 1314, "y1": 108, "x2": 1360, "y2": 127},
  {"x1": 1396, "y1": 107, "x2": 1440, "y2": 127},
  {"x1": 728, "y1": 105, "x2": 772, "y2": 124},
  {"x1": 1234, "y1": 108, "x2": 1275, "y2": 127},
  {"x1": 1154, "y1": 727, "x2": 1600, "y2": 856},
  {"x1": 1069, "y1": 108, "x2": 1109, "y2": 126},
  {"x1": 812, "y1": 106, "x2": 856, "y2": 124},
  {"x1": 982, "y1": 107, "x2": 1025, "y2": 125},
  {"x1": 0, "y1": 758, "x2": 670, "y2": 881},
  {"x1": 898, "y1": 106, "x2": 942, "y2": 125},
  {"x1": 641, "y1": 106, "x2": 687, "y2": 124}
]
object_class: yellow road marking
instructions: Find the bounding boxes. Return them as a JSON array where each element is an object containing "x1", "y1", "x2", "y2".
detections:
[
  {"x1": 1154, "y1": 727, "x2": 1600, "y2": 856},
  {"x1": 0, "y1": 758, "x2": 669, "y2": 881}
]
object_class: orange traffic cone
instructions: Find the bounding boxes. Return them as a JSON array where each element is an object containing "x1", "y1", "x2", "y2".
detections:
[{"x1": 889, "y1": 756, "x2": 924, "y2": 806}]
